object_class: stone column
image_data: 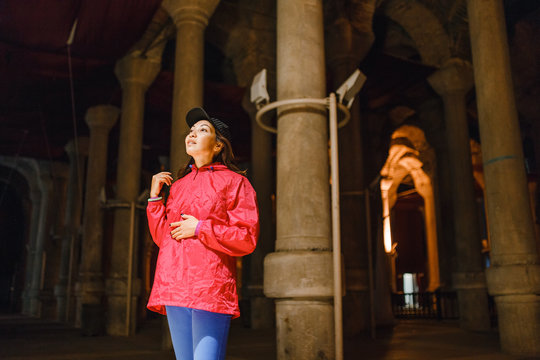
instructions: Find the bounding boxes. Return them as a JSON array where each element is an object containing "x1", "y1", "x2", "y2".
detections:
[
  {"x1": 1, "y1": 158, "x2": 43, "y2": 315},
  {"x1": 401, "y1": 161, "x2": 441, "y2": 292},
  {"x1": 428, "y1": 58, "x2": 491, "y2": 331},
  {"x1": 22, "y1": 186, "x2": 41, "y2": 315},
  {"x1": 77, "y1": 105, "x2": 118, "y2": 329},
  {"x1": 162, "y1": 0, "x2": 220, "y2": 174},
  {"x1": 105, "y1": 55, "x2": 160, "y2": 336},
  {"x1": 418, "y1": 99, "x2": 455, "y2": 288},
  {"x1": 242, "y1": 96, "x2": 274, "y2": 329},
  {"x1": 224, "y1": 1, "x2": 277, "y2": 329},
  {"x1": 55, "y1": 137, "x2": 88, "y2": 322},
  {"x1": 41, "y1": 163, "x2": 69, "y2": 319},
  {"x1": 467, "y1": 0, "x2": 540, "y2": 355},
  {"x1": 264, "y1": 0, "x2": 334, "y2": 358},
  {"x1": 421, "y1": 187, "x2": 440, "y2": 291},
  {"x1": 28, "y1": 163, "x2": 52, "y2": 317}
]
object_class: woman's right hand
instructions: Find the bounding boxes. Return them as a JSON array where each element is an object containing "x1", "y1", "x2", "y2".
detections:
[{"x1": 150, "y1": 172, "x2": 173, "y2": 197}]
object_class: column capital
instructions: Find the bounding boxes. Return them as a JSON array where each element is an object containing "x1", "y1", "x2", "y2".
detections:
[
  {"x1": 428, "y1": 58, "x2": 474, "y2": 95},
  {"x1": 65, "y1": 137, "x2": 89, "y2": 158},
  {"x1": 114, "y1": 55, "x2": 161, "y2": 91},
  {"x1": 162, "y1": 0, "x2": 220, "y2": 28},
  {"x1": 326, "y1": 17, "x2": 374, "y2": 70},
  {"x1": 85, "y1": 105, "x2": 119, "y2": 132}
]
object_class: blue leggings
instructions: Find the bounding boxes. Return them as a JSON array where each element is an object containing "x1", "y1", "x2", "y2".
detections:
[{"x1": 165, "y1": 306, "x2": 231, "y2": 360}]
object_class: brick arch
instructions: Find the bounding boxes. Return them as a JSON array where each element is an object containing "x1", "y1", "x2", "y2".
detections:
[{"x1": 382, "y1": 0, "x2": 452, "y2": 67}]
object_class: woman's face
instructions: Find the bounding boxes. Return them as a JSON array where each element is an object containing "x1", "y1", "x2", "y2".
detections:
[{"x1": 185, "y1": 120, "x2": 223, "y2": 159}]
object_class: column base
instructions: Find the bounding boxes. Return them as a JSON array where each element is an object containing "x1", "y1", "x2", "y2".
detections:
[
  {"x1": 81, "y1": 303, "x2": 106, "y2": 336},
  {"x1": 276, "y1": 299, "x2": 334, "y2": 360},
  {"x1": 496, "y1": 294, "x2": 540, "y2": 356},
  {"x1": 452, "y1": 272, "x2": 491, "y2": 331},
  {"x1": 250, "y1": 296, "x2": 275, "y2": 329},
  {"x1": 343, "y1": 290, "x2": 370, "y2": 337},
  {"x1": 54, "y1": 284, "x2": 67, "y2": 322},
  {"x1": 75, "y1": 279, "x2": 105, "y2": 335},
  {"x1": 73, "y1": 282, "x2": 82, "y2": 327},
  {"x1": 244, "y1": 284, "x2": 274, "y2": 329},
  {"x1": 161, "y1": 316, "x2": 173, "y2": 350},
  {"x1": 28, "y1": 288, "x2": 41, "y2": 317},
  {"x1": 21, "y1": 289, "x2": 31, "y2": 315},
  {"x1": 264, "y1": 251, "x2": 333, "y2": 298},
  {"x1": 39, "y1": 288, "x2": 57, "y2": 319},
  {"x1": 485, "y1": 262, "x2": 540, "y2": 354},
  {"x1": 105, "y1": 277, "x2": 141, "y2": 336},
  {"x1": 343, "y1": 268, "x2": 370, "y2": 336},
  {"x1": 456, "y1": 288, "x2": 491, "y2": 331}
]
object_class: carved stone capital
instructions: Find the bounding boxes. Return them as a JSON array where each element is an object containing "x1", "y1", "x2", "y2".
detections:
[
  {"x1": 428, "y1": 58, "x2": 474, "y2": 96},
  {"x1": 162, "y1": 0, "x2": 220, "y2": 28},
  {"x1": 114, "y1": 55, "x2": 161, "y2": 90},
  {"x1": 326, "y1": 17, "x2": 374, "y2": 69},
  {"x1": 85, "y1": 105, "x2": 119, "y2": 132},
  {"x1": 65, "y1": 137, "x2": 89, "y2": 158}
]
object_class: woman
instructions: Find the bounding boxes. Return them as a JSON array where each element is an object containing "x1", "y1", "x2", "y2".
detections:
[{"x1": 146, "y1": 107, "x2": 259, "y2": 360}]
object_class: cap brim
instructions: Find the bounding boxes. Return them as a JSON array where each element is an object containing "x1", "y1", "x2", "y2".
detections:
[{"x1": 186, "y1": 107, "x2": 210, "y2": 127}]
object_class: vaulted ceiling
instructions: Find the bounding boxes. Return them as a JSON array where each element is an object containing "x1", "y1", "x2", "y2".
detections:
[{"x1": 1, "y1": 0, "x2": 539, "y2": 174}]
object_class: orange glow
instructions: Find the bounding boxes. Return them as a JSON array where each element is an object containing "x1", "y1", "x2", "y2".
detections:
[{"x1": 384, "y1": 216, "x2": 392, "y2": 253}]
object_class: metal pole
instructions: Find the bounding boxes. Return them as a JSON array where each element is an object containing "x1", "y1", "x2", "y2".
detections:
[
  {"x1": 125, "y1": 201, "x2": 136, "y2": 336},
  {"x1": 329, "y1": 93, "x2": 343, "y2": 360}
]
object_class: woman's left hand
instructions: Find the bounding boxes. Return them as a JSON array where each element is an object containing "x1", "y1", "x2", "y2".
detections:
[{"x1": 170, "y1": 214, "x2": 199, "y2": 241}]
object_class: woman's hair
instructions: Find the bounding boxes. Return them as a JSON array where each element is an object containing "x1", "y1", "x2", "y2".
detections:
[{"x1": 176, "y1": 128, "x2": 247, "y2": 178}]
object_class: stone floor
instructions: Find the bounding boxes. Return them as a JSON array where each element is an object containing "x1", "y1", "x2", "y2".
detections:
[{"x1": 0, "y1": 313, "x2": 538, "y2": 360}]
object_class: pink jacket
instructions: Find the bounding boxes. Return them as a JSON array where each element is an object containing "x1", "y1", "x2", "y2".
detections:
[{"x1": 146, "y1": 163, "x2": 259, "y2": 318}]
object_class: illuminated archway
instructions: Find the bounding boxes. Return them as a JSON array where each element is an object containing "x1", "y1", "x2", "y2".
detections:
[{"x1": 380, "y1": 124, "x2": 440, "y2": 292}]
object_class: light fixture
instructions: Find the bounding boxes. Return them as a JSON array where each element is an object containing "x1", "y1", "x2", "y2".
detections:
[
  {"x1": 335, "y1": 69, "x2": 366, "y2": 109},
  {"x1": 250, "y1": 68, "x2": 270, "y2": 109}
]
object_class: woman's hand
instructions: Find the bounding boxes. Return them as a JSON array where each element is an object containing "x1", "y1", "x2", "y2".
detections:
[
  {"x1": 170, "y1": 214, "x2": 199, "y2": 241},
  {"x1": 150, "y1": 172, "x2": 173, "y2": 197}
]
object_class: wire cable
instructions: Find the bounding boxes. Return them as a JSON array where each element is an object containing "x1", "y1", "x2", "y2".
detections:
[{"x1": 66, "y1": 19, "x2": 84, "y2": 209}]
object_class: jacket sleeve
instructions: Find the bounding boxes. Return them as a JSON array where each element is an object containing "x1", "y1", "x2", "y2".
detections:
[
  {"x1": 146, "y1": 189, "x2": 172, "y2": 248},
  {"x1": 197, "y1": 177, "x2": 260, "y2": 256}
]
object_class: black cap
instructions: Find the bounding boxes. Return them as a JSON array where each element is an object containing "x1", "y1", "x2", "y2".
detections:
[{"x1": 186, "y1": 107, "x2": 232, "y2": 143}]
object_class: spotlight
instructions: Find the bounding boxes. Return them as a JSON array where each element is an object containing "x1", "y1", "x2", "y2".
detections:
[
  {"x1": 335, "y1": 69, "x2": 366, "y2": 109},
  {"x1": 250, "y1": 68, "x2": 270, "y2": 109}
]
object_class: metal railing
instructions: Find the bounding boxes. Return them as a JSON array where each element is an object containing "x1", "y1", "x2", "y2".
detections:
[
  {"x1": 392, "y1": 291, "x2": 498, "y2": 327},
  {"x1": 391, "y1": 291, "x2": 459, "y2": 320}
]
